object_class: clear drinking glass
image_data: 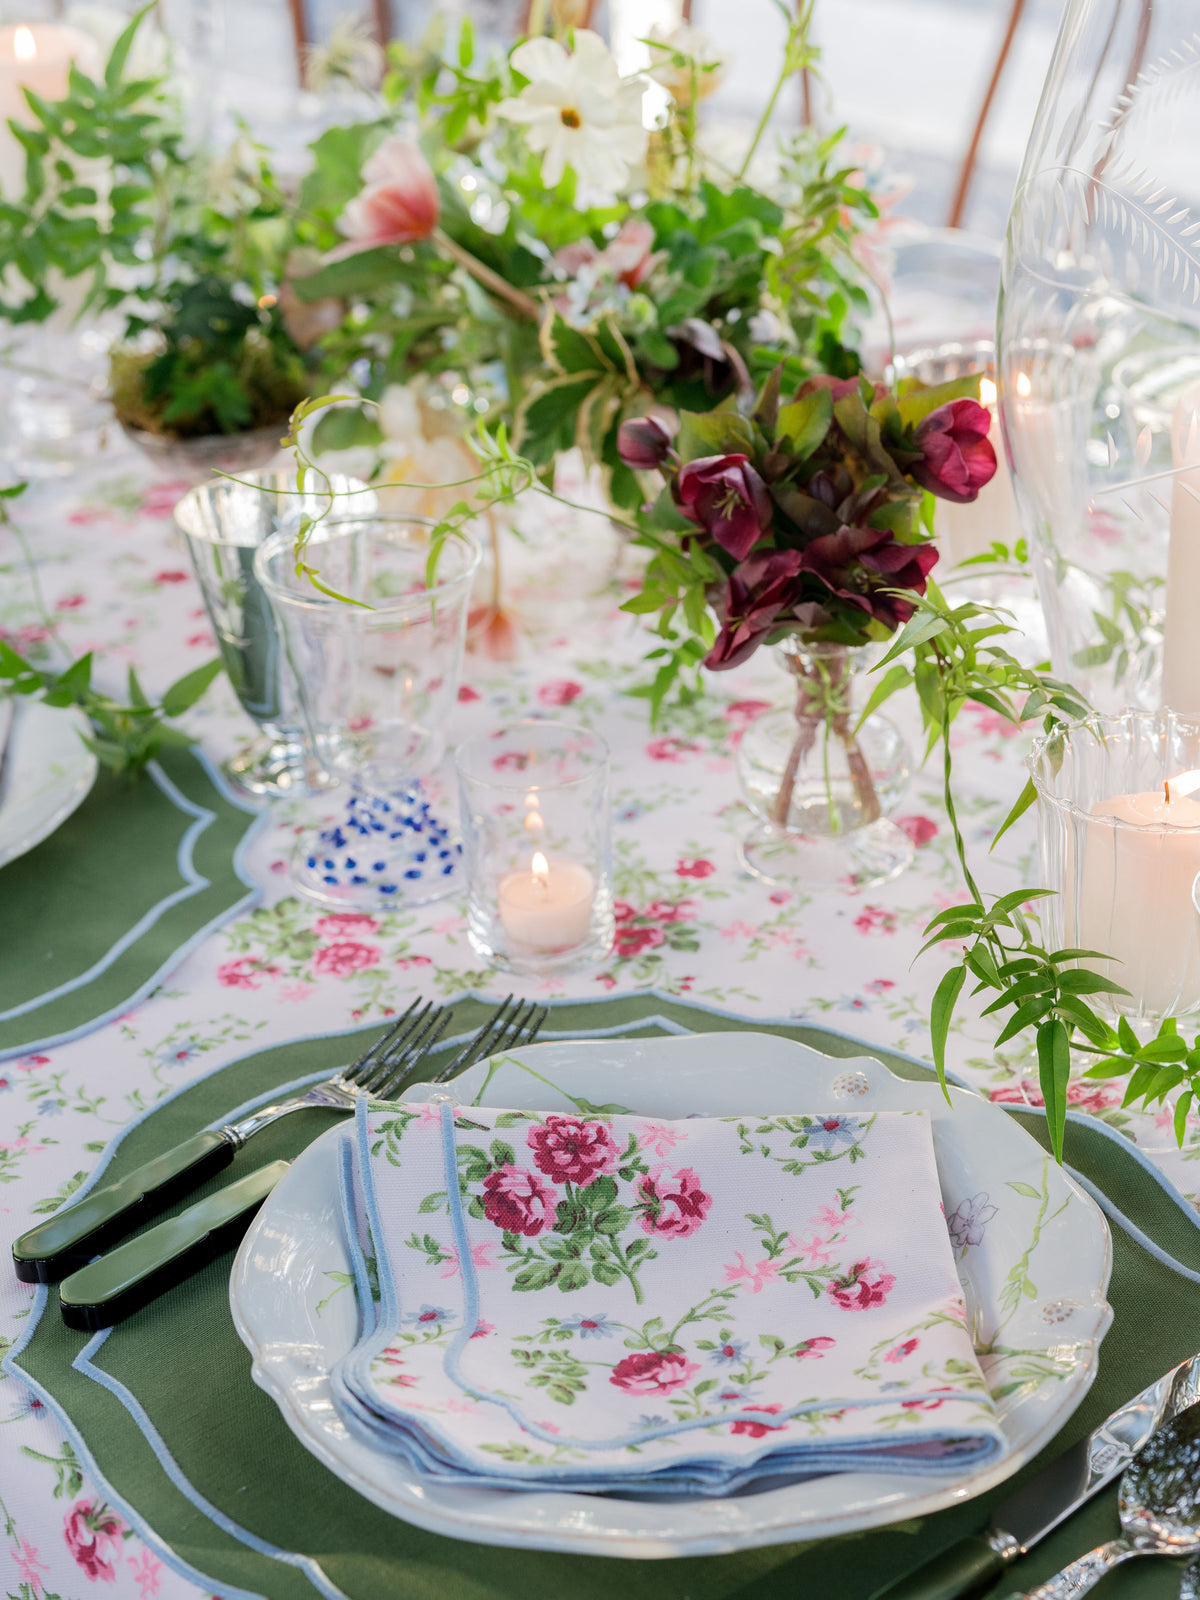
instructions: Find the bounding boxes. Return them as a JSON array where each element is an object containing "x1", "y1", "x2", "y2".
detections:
[
  {"x1": 455, "y1": 720, "x2": 615, "y2": 973},
  {"x1": 254, "y1": 516, "x2": 480, "y2": 909},
  {"x1": 998, "y1": 0, "x2": 1200, "y2": 712},
  {"x1": 1030, "y1": 709, "x2": 1200, "y2": 1024},
  {"x1": 174, "y1": 473, "x2": 374, "y2": 797}
]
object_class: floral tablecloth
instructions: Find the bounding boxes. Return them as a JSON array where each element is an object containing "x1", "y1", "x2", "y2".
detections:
[{"x1": 1, "y1": 438, "x2": 1194, "y2": 1600}]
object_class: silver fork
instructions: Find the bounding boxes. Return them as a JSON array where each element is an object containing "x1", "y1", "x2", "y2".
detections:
[
  {"x1": 12, "y1": 997, "x2": 456, "y2": 1283},
  {"x1": 228, "y1": 997, "x2": 454, "y2": 1143},
  {"x1": 389, "y1": 995, "x2": 550, "y2": 1098}
]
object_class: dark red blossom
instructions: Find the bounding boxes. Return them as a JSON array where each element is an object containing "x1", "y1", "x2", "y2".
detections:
[
  {"x1": 799, "y1": 526, "x2": 938, "y2": 631},
  {"x1": 617, "y1": 415, "x2": 675, "y2": 470},
  {"x1": 638, "y1": 1166, "x2": 711, "y2": 1238},
  {"x1": 677, "y1": 453, "x2": 772, "y2": 560},
  {"x1": 912, "y1": 399, "x2": 997, "y2": 503},
  {"x1": 704, "y1": 548, "x2": 805, "y2": 670}
]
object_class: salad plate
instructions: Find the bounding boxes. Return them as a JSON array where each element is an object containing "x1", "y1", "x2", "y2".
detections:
[
  {"x1": 231, "y1": 1031, "x2": 1111, "y2": 1558},
  {"x1": 0, "y1": 699, "x2": 96, "y2": 869}
]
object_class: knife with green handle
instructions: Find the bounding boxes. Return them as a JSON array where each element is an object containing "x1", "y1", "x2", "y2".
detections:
[
  {"x1": 14, "y1": 1128, "x2": 239, "y2": 1285},
  {"x1": 869, "y1": 1349, "x2": 1200, "y2": 1600},
  {"x1": 58, "y1": 1159, "x2": 290, "y2": 1332}
]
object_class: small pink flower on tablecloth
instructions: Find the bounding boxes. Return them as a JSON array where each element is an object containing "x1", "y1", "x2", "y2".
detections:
[
  {"x1": 615, "y1": 924, "x2": 664, "y2": 959},
  {"x1": 537, "y1": 679, "x2": 582, "y2": 706},
  {"x1": 636, "y1": 1121, "x2": 685, "y2": 1158},
  {"x1": 55, "y1": 593, "x2": 86, "y2": 609},
  {"x1": 127, "y1": 1548, "x2": 162, "y2": 1600},
  {"x1": 676, "y1": 857, "x2": 715, "y2": 879},
  {"x1": 826, "y1": 1257, "x2": 896, "y2": 1312},
  {"x1": 316, "y1": 913, "x2": 379, "y2": 938},
  {"x1": 186, "y1": 631, "x2": 215, "y2": 648},
  {"x1": 63, "y1": 1499, "x2": 125, "y2": 1582},
  {"x1": 11, "y1": 1539, "x2": 49, "y2": 1594},
  {"x1": 152, "y1": 570, "x2": 189, "y2": 585},
  {"x1": 609, "y1": 1350, "x2": 698, "y2": 1396},
  {"x1": 646, "y1": 737, "x2": 699, "y2": 763},
  {"x1": 722, "y1": 1252, "x2": 781, "y2": 1293},
  {"x1": 884, "y1": 1337, "x2": 920, "y2": 1364},
  {"x1": 313, "y1": 941, "x2": 381, "y2": 977},
  {"x1": 457, "y1": 684, "x2": 481, "y2": 703},
  {"x1": 894, "y1": 814, "x2": 938, "y2": 846},
  {"x1": 217, "y1": 958, "x2": 275, "y2": 990}
]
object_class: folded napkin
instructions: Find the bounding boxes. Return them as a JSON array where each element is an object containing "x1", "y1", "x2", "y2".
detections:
[{"x1": 331, "y1": 1098, "x2": 1005, "y2": 1495}]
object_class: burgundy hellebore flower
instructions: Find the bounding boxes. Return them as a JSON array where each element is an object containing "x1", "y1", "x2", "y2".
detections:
[
  {"x1": 911, "y1": 399, "x2": 997, "y2": 504},
  {"x1": 704, "y1": 548, "x2": 805, "y2": 671},
  {"x1": 800, "y1": 526, "x2": 939, "y2": 631},
  {"x1": 677, "y1": 453, "x2": 772, "y2": 560},
  {"x1": 617, "y1": 415, "x2": 675, "y2": 470}
]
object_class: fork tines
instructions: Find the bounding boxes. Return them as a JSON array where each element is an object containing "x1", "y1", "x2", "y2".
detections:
[{"x1": 342, "y1": 1000, "x2": 453, "y2": 1098}]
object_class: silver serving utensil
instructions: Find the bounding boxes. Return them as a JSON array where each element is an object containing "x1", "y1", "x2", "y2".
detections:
[{"x1": 1013, "y1": 1400, "x2": 1200, "y2": 1598}]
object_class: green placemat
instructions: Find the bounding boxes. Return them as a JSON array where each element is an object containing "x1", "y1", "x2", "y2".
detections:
[
  {"x1": 9, "y1": 994, "x2": 1200, "y2": 1600},
  {"x1": 0, "y1": 746, "x2": 264, "y2": 1060}
]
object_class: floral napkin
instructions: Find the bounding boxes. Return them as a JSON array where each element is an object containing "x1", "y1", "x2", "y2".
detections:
[{"x1": 330, "y1": 1098, "x2": 1005, "y2": 1495}]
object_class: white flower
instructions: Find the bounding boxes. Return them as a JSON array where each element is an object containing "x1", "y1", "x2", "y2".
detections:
[
  {"x1": 497, "y1": 30, "x2": 647, "y2": 193},
  {"x1": 646, "y1": 23, "x2": 725, "y2": 106}
]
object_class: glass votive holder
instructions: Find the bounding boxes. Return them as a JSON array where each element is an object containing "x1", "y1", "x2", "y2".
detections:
[
  {"x1": 1029, "y1": 708, "x2": 1200, "y2": 1025},
  {"x1": 455, "y1": 720, "x2": 615, "y2": 974}
]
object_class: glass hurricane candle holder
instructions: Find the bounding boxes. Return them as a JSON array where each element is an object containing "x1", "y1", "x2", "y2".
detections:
[
  {"x1": 455, "y1": 720, "x2": 614, "y2": 973},
  {"x1": 254, "y1": 516, "x2": 480, "y2": 909},
  {"x1": 175, "y1": 473, "x2": 374, "y2": 798},
  {"x1": 1030, "y1": 709, "x2": 1200, "y2": 1024}
]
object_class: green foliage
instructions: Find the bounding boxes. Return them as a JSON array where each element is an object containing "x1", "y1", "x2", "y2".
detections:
[
  {"x1": 0, "y1": 640, "x2": 221, "y2": 781},
  {"x1": 113, "y1": 279, "x2": 306, "y2": 437}
]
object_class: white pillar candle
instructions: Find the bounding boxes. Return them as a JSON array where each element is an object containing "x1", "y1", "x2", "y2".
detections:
[
  {"x1": 0, "y1": 24, "x2": 101, "y2": 195},
  {"x1": 498, "y1": 850, "x2": 595, "y2": 952},
  {"x1": 1161, "y1": 381, "x2": 1200, "y2": 714},
  {"x1": 1075, "y1": 769, "x2": 1200, "y2": 1017},
  {"x1": 937, "y1": 378, "x2": 1024, "y2": 566}
]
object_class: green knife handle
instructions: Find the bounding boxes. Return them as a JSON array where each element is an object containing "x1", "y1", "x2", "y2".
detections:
[
  {"x1": 12, "y1": 1128, "x2": 237, "y2": 1284},
  {"x1": 870, "y1": 1536, "x2": 1010, "y2": 1600},
  {"x1": 58, "y1": 1158, "x2": 289, "y2": 1332}
]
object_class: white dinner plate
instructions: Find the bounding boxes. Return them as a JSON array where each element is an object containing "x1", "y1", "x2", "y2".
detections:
[
  {"x1": 231, "y1": 1032, "x2": 1112, "y2": 1558},
  {"x1": 0, "y1": 699, "x2": 96, "y2": 870}
]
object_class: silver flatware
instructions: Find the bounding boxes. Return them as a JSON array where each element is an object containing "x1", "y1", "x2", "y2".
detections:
[
  {"x1": 390, "y1": 994, "x2": 550, "y2": 1098},
  {"x1": 874, "y1": 1348, "x2": 1200, "y2": 1599},
  {"x1": 1013, "y1": 1399, "x2": 1200, "y2": 1598},
  {"x1": 14, "y1": 997, "x2": 455, "y2": 1282}
]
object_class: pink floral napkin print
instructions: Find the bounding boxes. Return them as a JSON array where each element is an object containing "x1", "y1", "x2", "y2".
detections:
[{"x1": 331, "y1": 1099, "x2": 1005, "y2": 1494}]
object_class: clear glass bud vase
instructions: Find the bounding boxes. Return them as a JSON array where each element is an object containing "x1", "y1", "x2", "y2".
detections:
[
  {"x1": 999, "y1": 0, "x2": 1200, "y2": 713},
  {"x1": 736, "y1": 640, "x2": 913, "y2": 890}
]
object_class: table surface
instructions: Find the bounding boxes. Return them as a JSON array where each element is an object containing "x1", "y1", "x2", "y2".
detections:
[{"x1": 2, "y1": 439, "x2": 1196, "y2": 1600}]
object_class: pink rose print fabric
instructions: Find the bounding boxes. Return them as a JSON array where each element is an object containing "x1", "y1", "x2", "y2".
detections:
[{"x1": 331, "y1": 1099, "x2": 1003, "y2": 1493}]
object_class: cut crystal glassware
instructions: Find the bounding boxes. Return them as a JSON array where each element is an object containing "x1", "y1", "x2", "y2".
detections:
[{"x1": 999, "y1": 0, "x2": 1200, "y2": 712}]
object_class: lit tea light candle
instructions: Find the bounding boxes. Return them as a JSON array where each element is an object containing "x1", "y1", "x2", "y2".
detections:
[
  {"x1": 497, "y1": 850, "x2": 595, "y2": 953},
  {"x1": 1075, "y1": 766, "x2": 1200, "y2": 1017},
  {"x1": 0, "y1": 24, "x2": 100, "y2": 193}
]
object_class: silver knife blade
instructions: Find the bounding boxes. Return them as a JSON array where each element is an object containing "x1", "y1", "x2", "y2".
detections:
[{"x1": 987, "y1": 1349, "x2": 1200, "y2": 1553}]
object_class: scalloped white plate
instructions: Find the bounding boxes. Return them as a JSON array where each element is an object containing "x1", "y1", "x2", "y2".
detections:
[
  {"x1": 231, "y1": 1032, "x2": 1111, "y2": 1558},
  {"x1": 0, "y1": 700, "x2": 96, "y2": 869}
]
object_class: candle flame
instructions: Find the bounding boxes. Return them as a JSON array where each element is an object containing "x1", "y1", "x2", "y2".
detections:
[
  {"x1": 524, "y1": 808, "x2": 544, "y2": 834},
  {"x1": 1015, "y1": 372, "x2": 1032, "y2": 398},
  {"x1": 1166, "y1": 769, "x2": 1200, "y2": 802},
  {"x1": 531, "y1": 851, "x2": 549, "y2": 887},
  {"x1": 523, "y1": 790, "x2": 539, "y2": 808},
  {"x1": 14, "y1": 25, "x2": 35, "y2": 61},
  {"x1": 979, "y1": 377, "x2": 997, "y2": 408}
]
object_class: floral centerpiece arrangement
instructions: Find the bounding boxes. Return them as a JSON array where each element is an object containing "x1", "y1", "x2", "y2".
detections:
[
  {"x1": 610, "y1": 367, "x2": 994, "y2": 882},
  {"x1": 0, "y1": 11, "x2": 308, "y2": 455},
  {"x1": 283, "y1": 8, "x2": 879, "y2": 512}
]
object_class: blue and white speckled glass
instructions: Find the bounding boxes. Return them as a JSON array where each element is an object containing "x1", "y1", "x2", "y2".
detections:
[{"x1": 256, "y1": 516, "x2": 480, "y2": 910}]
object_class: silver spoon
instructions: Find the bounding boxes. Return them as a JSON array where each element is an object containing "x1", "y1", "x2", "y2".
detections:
[{"x1": 1015, "y1": 1401, "x2": 1200, "y2": 1598}]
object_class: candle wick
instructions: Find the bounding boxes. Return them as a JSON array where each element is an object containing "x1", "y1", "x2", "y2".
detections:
[{"x1": 1165, "y1": 780, "x2": 1171, "y2": 804}]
